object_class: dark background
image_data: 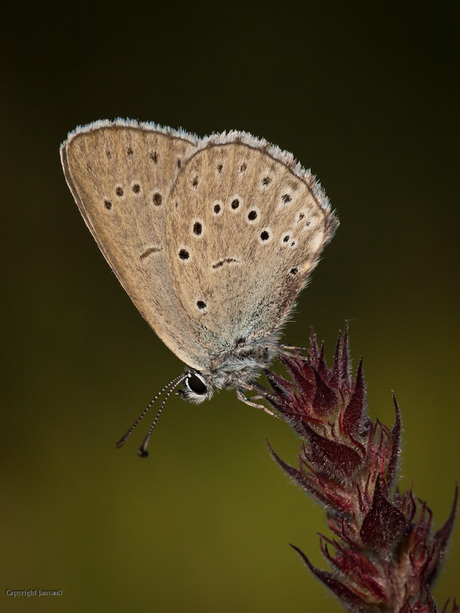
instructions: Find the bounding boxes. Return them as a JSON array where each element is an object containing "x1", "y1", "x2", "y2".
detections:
[{"x1": 2, "y1": 1, "x2": 459, "y2": 611}]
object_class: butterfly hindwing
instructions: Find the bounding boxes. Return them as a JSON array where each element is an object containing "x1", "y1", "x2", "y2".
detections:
[{"x1": 165, "y1": 137, "x2": 338, "y2": 359}]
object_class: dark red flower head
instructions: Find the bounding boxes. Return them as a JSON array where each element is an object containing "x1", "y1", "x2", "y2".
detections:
[{"x1": 265, "y1": 327, "x2": 457, "y2": 612}]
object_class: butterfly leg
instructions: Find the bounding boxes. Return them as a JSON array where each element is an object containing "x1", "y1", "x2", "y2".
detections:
[
  {"x1": 236, "y1": 386, "x2": 277, "y2": 417},
  {"x1": 280, "y1": 344, "x2": 306, "y2": 355}
]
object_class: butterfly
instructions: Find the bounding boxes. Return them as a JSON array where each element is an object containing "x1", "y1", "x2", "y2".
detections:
[{"x1": 61, "y1": 119, "x2": 338, "y2": 455}]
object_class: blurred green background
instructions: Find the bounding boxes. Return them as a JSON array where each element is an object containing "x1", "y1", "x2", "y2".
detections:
[{"x1": 2, "y1": 1, "x2": 459, "y2": 611}]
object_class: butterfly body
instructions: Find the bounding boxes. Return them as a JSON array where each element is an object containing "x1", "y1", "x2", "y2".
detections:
[{"x1": 181, "y1": 332, "x2": 280, "y2": 403}]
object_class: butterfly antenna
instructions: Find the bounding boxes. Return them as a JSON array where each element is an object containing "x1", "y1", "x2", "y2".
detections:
[
  {"x1": 137, "y1": 376, "x2": 187, "y2": 458},
  {"x1": 115, "y1": 374, "x2": 186, "y2": 451}
]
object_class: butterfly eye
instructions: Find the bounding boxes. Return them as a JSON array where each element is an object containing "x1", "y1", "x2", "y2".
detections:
[{"x1": 186, "y1": 373, "x2": 208, "y2": 395}]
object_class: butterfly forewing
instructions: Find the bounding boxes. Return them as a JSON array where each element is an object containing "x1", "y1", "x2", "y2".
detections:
[{"x1": 61, "y1": 122, "x2": 210, "y2": 370}]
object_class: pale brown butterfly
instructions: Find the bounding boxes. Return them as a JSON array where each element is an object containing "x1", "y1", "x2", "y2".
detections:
[{"x1": 60, "y1": 119, "x2": 338, "y2": 456}]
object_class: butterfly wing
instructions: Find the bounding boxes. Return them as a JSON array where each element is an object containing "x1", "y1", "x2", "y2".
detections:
[
  {"x1": 60, "y1": 120, "x2": 211, "y2": 370},
  {"x1": 165, "y1": 134, "x2": 338, "y2": 359}
]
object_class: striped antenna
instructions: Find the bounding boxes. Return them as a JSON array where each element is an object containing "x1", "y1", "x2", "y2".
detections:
[{"x1": 115, "y1": 374, "x2": 187, "y2": 456}]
